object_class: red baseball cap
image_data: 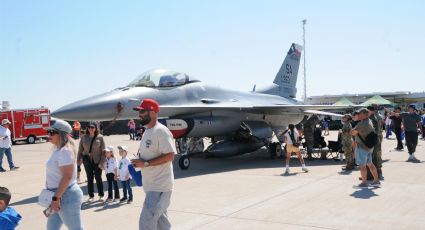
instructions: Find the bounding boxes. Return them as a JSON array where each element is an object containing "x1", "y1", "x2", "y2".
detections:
[{"x1": 133, "y1": 98, "x2": 160, "y2": 113}]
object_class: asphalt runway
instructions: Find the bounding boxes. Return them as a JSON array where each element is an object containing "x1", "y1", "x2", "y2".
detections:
[{"x1": 1, "y1": 131, "x2": 425, "y2": 229}]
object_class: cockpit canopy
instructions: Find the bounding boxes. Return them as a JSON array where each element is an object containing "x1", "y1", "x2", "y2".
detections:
[{"x1": 127, "y1": 69, "x2": 200, "y2": 88}]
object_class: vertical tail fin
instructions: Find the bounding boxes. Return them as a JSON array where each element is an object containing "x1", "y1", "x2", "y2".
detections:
[{"x1": 258, "y1": 43, "x2": 303, "y2": 98}]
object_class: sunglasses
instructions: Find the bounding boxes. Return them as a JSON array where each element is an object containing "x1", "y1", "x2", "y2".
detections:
[
  {"x1": 47, "y1": 130, "x2": 59, "y2": 136},
  {"x1": 138, "y1": 110, "x2": 151, "y2": 115}
]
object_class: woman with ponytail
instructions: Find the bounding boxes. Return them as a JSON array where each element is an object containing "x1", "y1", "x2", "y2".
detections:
[{"x1": 283, "y1": 124, "x2": 309, "y2": 174}]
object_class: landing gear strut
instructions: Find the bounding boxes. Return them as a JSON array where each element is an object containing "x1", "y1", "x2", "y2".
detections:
[{"x1": 175, "y1": 137, "x2": 205, "y2": 170}]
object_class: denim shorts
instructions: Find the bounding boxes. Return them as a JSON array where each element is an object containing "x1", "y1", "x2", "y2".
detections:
[{"x1": 355, "y1": 146, "x2": 373, "y2": 165}]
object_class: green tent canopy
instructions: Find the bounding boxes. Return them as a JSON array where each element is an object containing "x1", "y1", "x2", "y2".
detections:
[
  {"x1": 359, "y1": 95, "x2": 395, "y2": 106},
  {"x1": 333, "y1": 97, "x2": 356, "y2": 106}
]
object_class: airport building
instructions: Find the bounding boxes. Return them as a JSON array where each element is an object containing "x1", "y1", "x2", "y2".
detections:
[{"x1": 306, "y1": 91, "x2": 425, "y2": 110}]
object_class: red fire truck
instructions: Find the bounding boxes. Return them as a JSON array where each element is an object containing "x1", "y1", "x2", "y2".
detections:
[{"x1": 0, "y1": 107, "x2": 51, "y2": 144}]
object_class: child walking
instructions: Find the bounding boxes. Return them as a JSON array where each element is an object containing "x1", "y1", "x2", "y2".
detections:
[
  {"x1": 118, "y1": 145, "x2": 133, "y2": 204},
  {"x1": 103, "y1": 146, "x2": 120, "y2": 202}
]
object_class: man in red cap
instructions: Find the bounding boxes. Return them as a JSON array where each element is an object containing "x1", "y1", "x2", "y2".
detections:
[{"x1": 131, "y1": 98, "x2": 176, "y2": 230}]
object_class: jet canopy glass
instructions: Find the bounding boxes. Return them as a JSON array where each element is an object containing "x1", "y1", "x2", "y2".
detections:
[{"x1": 127, "y1": 69, "x2": 200, "y2": 88}]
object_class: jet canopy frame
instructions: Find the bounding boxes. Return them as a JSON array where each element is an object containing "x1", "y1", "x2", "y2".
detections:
[{"x1": 127, "y1": 69, "x2": 200, "y2": 88}]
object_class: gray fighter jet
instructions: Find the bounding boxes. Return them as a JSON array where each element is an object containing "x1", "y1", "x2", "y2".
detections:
[{"x1": 52, "y1": 43, "x2": 345, "y2": 169}]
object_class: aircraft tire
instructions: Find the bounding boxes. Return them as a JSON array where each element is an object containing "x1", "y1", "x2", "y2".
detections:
[
  {"x1": 274, "y1": 142, "x2": 283, "y2": 157},
  {"x1": 179, "y1": 155, "x2": 190, "y2": 170}
]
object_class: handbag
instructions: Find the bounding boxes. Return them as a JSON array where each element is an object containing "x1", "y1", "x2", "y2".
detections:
[{"x1": 38, "y1": 189, "x2": 55, "y2": 208}]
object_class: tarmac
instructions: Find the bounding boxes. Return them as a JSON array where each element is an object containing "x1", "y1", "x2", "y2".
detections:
[{"x1": 1, "y1": 131, "x2": 425, "y2": 230}]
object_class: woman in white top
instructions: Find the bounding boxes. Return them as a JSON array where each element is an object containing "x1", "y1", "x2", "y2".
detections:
[
  {"x1": 283, "y1": 124, "x2": 308, "y2": 174},
  {"x1": 385, "y1": 115, "x2": 393, "y2": 139},
  {"x1": 45, "y1": 119, "x2": 83, "y2": 230}
]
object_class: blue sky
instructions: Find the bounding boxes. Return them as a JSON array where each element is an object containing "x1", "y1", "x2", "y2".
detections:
[{"x1": 1, "y1": 1, "x2": 424, "y2": 110}]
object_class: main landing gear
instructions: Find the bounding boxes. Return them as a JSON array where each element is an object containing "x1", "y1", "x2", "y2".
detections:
[{"x1": 175, "y1": 137, "x2": 205, "y2": 170}]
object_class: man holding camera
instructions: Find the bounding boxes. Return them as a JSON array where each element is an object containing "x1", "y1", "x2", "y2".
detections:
[{"x1": 351, "y1": 109, "x2": 380, "y2": 187}]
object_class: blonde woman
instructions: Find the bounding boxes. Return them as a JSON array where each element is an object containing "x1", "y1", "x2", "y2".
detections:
[{"x1": 45, "y1": 119, "x2": 83, "y2": 230}]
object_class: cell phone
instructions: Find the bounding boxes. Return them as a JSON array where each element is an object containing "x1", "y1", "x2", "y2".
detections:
[{"x1": 43, "y1": 207, "x2": 56, "y2": 217}]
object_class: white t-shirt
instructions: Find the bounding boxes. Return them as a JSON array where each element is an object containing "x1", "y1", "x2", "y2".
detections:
[
  {"x1": 284, "y1": 129, "x2": 300, "y2": 145},
  {"x1": 0, "y1": 126, "x2": 12, "y2": 148},
  {"x1": 385, "y1": 116, "x2": 392, "y2": 126},
  {"x1": 46, "y1": 146, "x2": 77, "y2": 189},
  {"x1": 118, "y1": 157, "x2": 131, "y2": 181},
  {"x1": 138, "y1": 122, "x2": 176, "y2": 192},
  {"x1": 104, "y1": 157, "x2": 118, "y2": 175}
]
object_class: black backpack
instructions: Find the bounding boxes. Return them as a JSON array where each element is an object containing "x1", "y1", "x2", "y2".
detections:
[{"x1": 358, "y1": 132, "x2": 378, "y2": 148}]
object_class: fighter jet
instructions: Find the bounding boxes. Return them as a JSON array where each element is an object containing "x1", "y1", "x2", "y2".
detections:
[{"x1": 52, "y1": 43, "x2": 346, "y2": 169}]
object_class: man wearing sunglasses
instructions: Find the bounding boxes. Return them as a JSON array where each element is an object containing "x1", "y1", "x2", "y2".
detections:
[
  {"x1": 0, "y1": 119, "x2": 19, "y2": 172},
  {"x1": 131, "y1": 98, "x2": 176, "y2": 230}
]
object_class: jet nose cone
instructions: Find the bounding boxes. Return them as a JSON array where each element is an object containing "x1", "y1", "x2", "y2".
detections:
[{"x1": 52, "y1": 93, "x2": 122, "y2": 121}]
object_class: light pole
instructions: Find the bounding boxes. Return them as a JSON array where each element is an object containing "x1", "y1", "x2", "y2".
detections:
[{"x1": 302, "y1": 19, "x2": 307, "y2": 103}]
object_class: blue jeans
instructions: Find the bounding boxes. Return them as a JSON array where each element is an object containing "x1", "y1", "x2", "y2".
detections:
[
  {"x1": 139, "y1": 191, "x2": 172, "y2": 230},
  {"x1": 0, "y1": 147, "x2": 15, "y2": 169},
  {"x1": 129, "y1": 128, "x2": 136, "y2": 140},
  {"x1": 47, "y1": 183, "x2": 84, "y2": 230},
  {"x1": 385, "y1": 125, "x2": 392, "y2": 138},
  {"x1": 121, "y1": 179, "x2": 133, "y2": 199}
]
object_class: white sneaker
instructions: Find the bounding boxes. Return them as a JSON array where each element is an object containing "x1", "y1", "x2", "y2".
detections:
[
  {"x1": 302, "y1": 167, "x2": 309, "y2": 173},
  {"x1": 285, "y1": 168, "x2": 290, "y2": 174}
]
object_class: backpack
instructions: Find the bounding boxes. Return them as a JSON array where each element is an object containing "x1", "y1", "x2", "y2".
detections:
[{"x1": 358, "y1": 132, "x2": 378, "y2": 148}]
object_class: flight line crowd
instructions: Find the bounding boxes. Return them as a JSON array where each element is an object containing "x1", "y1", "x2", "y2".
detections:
[
  {"x1": 1, "y1": 102, "x2": 425, "y2": 229},
  {"x1": 282, "y1": 104, "x2": 424, "y2": 187},
  {"x1": 1, "y1": 99, "x2": 175, "y2": 230}
]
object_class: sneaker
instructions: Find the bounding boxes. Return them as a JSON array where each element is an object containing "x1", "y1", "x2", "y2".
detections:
[
  {"x1": 127, "y1": 198, "x2": 133, "y2": 204},
  {"x1": 356, "y1": 182, "x2": 369, "y2": 188},
  {"x1": 87, "y1": 197, "x2": 94, "y2": 202},
  {"x1": 343, "y1": 164, "x2": 354, "y2": 171},
  {"x1": 120, "y1": 197, "x2": 127, "y2": 203},
  {"x1": 10, "y1": 166, "x2": 19, "y2": 171},
  {"x1": 371, "y1": 181, "x2": 381, "y2": 187},
  {"x1": 412, "y1": 157, "x2": 421, "y2": 163},
  {"x1": 284, "y1": 168, "x2": 290, "y2": 174},
  {"x1": 302, "y1": 167, "x2": 309, "y2": 173},
  {"x1": 0, "y1": 168, "x2": 6, "y2": 172},
  {"x1": 106, "y1": 198, "x2": 113, "y2": 202}
]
